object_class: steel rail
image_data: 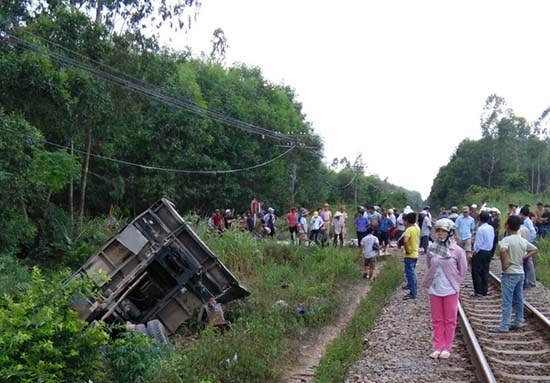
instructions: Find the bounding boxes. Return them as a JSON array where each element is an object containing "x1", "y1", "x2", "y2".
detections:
[{"x1": 457, "y1": 301, "x2": 498, "y2": 383}]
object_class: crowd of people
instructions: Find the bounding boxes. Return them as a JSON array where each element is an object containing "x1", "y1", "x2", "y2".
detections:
[{"x1": 206, "y1": 198, "x2": 548, "y2": 359}]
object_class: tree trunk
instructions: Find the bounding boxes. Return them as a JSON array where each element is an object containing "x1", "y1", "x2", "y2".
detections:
[
  {"x1": 44, "y1": 190, "x2": 52, "y2": 214},
  {"x1": 537, "y1": 158, "x2": 541, "y2": 194},
  {"x1": 69, "y1": 140, "x2": 74, "y2": 226},
  {"x1": 79, "y1": 126, "x2": 92, "y2": 225},
  {"x1": 95, "y1": 0, "x2": 103, "y2": 23},
  {"x1": 290, "y1": 151, "x2": 297, "y2": 207},
  {"x1": 531, "y1": 164, "x2": 535, "y2": 193},
  {"x1": 486, "y1": 147, "x2": 496, "y2": 188}
]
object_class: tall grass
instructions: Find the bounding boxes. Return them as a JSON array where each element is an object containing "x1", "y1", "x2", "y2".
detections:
[
  {"x1": 536, "y1": 237, "x2": 550, "y2": 286},
  {"x1": 0, "y1": 253, "x2": 31, "y2": 295}
]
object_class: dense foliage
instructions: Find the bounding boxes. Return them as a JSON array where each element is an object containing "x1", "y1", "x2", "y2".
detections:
[
  {"x1": 0, "y1": 1, "x2": 421, "y2": 263},
  {"x1": 428, "y1": 95, "x2": 550, "y2": 208}
]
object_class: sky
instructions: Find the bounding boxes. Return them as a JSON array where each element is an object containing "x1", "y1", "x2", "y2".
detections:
[{"x1": 161, "y1": 0, "x2": 550, "y2": 200}]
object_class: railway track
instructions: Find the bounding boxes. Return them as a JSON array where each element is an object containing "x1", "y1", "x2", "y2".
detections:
[{"x1": 459, "y1": 267, "x2": 550, "y2": 382}]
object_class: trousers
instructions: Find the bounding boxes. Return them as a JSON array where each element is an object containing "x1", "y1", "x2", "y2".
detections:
[
  {"x1": 471, "y1": 250, "x2": 492, "y2": 295},
  {"x1": 429, "y1": 293, "x2": 459, "y2": 351}
]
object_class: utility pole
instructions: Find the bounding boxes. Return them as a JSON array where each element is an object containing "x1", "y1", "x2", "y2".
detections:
[
  {"x1": 291, "y1": 149, "x2": 298, "y2": 207},
  {"x1": 354, "y1": 165, "x2": 358, "y2": 208},
  {"x1": 352, "y1": 153, "x2": 365, "y2": 208}
]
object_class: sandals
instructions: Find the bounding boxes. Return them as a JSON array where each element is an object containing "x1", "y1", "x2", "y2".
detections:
[{"x1": 430, "y1": 350, "x2": 451, "y2": 359}]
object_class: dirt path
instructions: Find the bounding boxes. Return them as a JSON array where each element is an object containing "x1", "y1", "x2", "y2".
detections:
[{"x1": 281, "y1": 252, "x2": 391, "y2": 383}]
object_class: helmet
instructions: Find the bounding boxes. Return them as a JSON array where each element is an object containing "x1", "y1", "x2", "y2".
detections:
[
  {"x1": 434, "y1": 218, "x2": 454, "y2": 232},
  {"x1": 313, "y1": 211, "x2": 319, "y2": 217},
  {"x1": 388, "y1": 208, "x2": 394, "y2": 215},
  {"x1": 268, "y1": 207, "x2": 274, "y2": 213},
  {"x1": 450, "y1": 206, "x2": 458, "y2": 213}
]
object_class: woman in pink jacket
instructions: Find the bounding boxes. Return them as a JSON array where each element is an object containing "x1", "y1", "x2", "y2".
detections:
[{"x1": 421, "y1": 218, "x2": 467, "y2": 359}]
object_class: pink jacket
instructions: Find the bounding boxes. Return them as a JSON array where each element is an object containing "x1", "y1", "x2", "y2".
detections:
[{"x1": 421, "y1": 242, "x2": 467, "y2": 293}]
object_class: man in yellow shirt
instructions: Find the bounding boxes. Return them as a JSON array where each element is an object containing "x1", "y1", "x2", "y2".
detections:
[{"x1": 403, "y1": 212, "x2": 420, "y2": 300}]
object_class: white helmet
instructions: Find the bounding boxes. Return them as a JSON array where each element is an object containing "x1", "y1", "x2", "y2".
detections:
[{"x1": 434, "y1": 218, "x2": 455, "y2": 232}]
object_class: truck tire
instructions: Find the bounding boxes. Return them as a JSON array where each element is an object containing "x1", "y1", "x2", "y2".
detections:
[{"x1": 146, "y1": 319, "x2": 169, "y2": 344}]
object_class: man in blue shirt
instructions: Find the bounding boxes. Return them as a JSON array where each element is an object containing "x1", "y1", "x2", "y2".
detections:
[
  {"x1": 354, "y1": 209, "x2": 370, "y2": 245},
  {"x1": 472, "y1": 211, "x2": 495, "y2": 297},
  {"x1": 455, "y1": 207, "x2": 475, "y2": 259}
]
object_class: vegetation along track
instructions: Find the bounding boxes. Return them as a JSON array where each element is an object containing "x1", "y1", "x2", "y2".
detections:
[{"x1": 459, "y1": 265, "x2": 550, "y2": 383}]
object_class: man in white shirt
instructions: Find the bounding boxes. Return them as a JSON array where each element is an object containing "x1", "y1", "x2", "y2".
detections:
[
  {"x1": 471, "y1": 211, "x2": 495, "y2": 297},
  {"x1": 519, "y1": 206, "x2": 537, "y2": 288},
  {"x1": 310, "y1": 211, "x2": 324, "y2": 245},
  {"x1": 420, "y1": 211, "x2": 432, "y2": 254}
]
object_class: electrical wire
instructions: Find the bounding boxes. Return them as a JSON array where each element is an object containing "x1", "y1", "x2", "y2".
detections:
[
  {"x1": 0, "y1": 122, "x2": 296, "y2": 174},
  {"x1": 1, "y1": 30, "x2": 303, "y2": 143}
]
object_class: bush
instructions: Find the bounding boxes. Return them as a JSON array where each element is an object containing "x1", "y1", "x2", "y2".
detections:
[
  {"x1": 104, "y1": 332, "x2": 170, "y2": 383},
  {"x1": 0, "y1": 268, "x2": 109, "y2": 382}
]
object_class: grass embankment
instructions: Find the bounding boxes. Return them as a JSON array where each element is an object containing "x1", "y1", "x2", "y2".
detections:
[
  {"x1": 314, "y1": 255, "x2": 403, "y2": 383},
  {"x1": 142, "y1": 228, "x2": 367, "y2": 382},
  {"x1": 536, "y1": 238, "x2": 550, "y2": 286}
]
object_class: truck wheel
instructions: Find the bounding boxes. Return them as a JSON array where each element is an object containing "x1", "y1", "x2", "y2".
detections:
[{"x1": 146, "y1": 319, "x2": 169, "y2": 344}]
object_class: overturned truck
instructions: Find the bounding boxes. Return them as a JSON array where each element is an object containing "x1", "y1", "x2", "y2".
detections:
[{"x1": 69, "y1": 198, "x2": 249, "y2": 342}]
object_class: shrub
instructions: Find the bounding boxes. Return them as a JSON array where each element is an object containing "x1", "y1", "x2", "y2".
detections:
[
  {"x1": 104, "y1": 332, "x2": 170, "y2": 383},
  {"x1": 0, "y1": 268, "x2": 109, "y2": 382}
]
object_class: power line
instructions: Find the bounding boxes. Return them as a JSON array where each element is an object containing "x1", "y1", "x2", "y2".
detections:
[
  {"x1": 1, "y1": 30, "x2": 303, "y2": 143},
  {"x1": 0, "y1": 123, "x2": 296, "y2": 174}
]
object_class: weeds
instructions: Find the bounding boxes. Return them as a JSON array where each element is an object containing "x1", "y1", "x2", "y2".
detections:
[
  {"x1": 0, "y1": 253, "x2": 31, "y2": 295},
  {"x1": 536, "y1": 238, "x2": 550, "y2": 286}
]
